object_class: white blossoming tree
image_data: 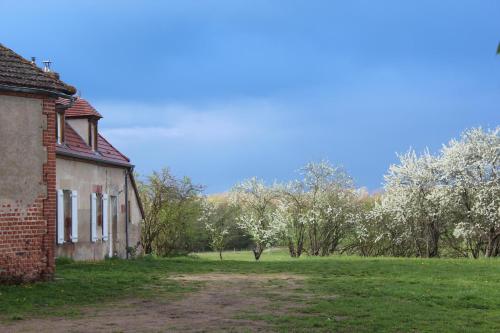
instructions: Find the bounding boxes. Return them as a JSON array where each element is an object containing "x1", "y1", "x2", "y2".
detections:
[
  {"x1": 230, "y1": 178, "x2": 284, "y2": 260},
  {"x1": 440, "y1": 127, "x2": 500, "y2": 257},
  {"x1": 275, "y1": 161, "x2": 357, "y2": 257},
  {"x1": 274, "y1": 180, "x2": 309, "y2": 257},
  {"x1": 199, "y1": 200, "x2": 232, "y2": 260},
  {"x1": 379, "y1": 149, "x2": 450, "y2": 257},
  {"x1": 345, "y1": 193, "x2": 386, "y2": 257}
]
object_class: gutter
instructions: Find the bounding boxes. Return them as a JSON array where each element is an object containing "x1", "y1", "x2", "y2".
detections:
[
  {"x1": 125, "y1": 169, "x2": 129, "y2": 259},
  {"x1": 0, "y1": 83, "x2": 74, "y2": 99},
  {"x1": 127, "y1": 167, "x2": 145, "y2": 219},
  {"x1": 124, "y1": 167, "x2": 146, "y2": 259},
  {"x1": 56, "y1": 150, "x2": 134, "y2": 168},
  {"x1": 56, "y1": 97, "x2": 76, "y2": 111}
]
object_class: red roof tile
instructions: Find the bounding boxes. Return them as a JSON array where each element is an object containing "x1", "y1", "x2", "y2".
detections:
[
  {"x1": 57, "y1": 123, "x2": 130, "y2": 166},
  {"x1": 61, "y1": 97, "x2": 103, "y2": 118},
  {"x1": 98, "y1": 134, "x2": 130, "y2": 164}
]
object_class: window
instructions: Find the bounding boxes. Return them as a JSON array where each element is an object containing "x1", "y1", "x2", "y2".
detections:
[
  {"x1": 90, "y1": 192, "x2": 109, "y2": 242},
  {"x1": 63, "y1": 190, "x2": 72, "y2": 242},
  {"x1": 56, "y1": 112, "x2": 64, "y2": 144},
  {"x1": 88, "y1": 120, "x2": 98, "y2": 151},
  {"x1": 57, "y1": 189, "x2": 78, "y2": 244},
  {"x1": 96, "y1": 193, "x2": 103, "y2": 232}
]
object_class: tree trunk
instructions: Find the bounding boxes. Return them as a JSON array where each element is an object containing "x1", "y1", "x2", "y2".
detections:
[
  {"x1": 144, "y1": 242, "x2": 153, "y2": 255},
  {"x1": 253, "y1": 244, "x2": 264, "y2": 260},
  {"x1": 485, "y1": 228, "x2": 500, "y2": 257},
  {"x1": 470, "y1": 240, "x2": 481, "y2": 259},
  {"x1": 296, "y1": 242, "x2": 303, "y2": 257},
  {"x1": 288, "y1": 241, "x2": 297, "y2": 258},
  {"x1": 219, "y1": 248, "x2": 223, "y2": 260},
  {"x1": 426, "y1": 222, "x2": 440, "y2": 258},
  {"x1": 309, "y1": 225, "x2": 320, "y2": 256}
]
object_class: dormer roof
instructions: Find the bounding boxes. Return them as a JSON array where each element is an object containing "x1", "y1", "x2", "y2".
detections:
[
  {"x1": 57, "y1": 123, "x2": 130, "y2": 166},
  {"x1": 58, "y1": 97, "x2": 103, "y2": 118}
]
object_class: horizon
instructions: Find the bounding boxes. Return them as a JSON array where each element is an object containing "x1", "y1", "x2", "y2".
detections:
[{"x1": 1, "y1": 1, "x2": 499, "y2": 193}]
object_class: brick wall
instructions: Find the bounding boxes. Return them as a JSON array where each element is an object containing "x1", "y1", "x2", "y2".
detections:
[{"x1": 0, "y1": 93, "x2": 57, "y2": 283}]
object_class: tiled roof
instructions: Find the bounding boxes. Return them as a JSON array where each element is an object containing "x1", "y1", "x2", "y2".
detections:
[
  {"x1": 60, "y1": 97, "x2": 103, "y2": 118},
  {"x1": 0, "y1": 44, "x2": 76, "y2": 95},
  {"x1": 57, "y1": 123, "x2": 130, "y2": 166},
  {"x1": 98, "y1": 134, "x2": 131, "y2": 164}
]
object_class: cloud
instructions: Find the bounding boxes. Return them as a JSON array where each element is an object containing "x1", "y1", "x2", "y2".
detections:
[{"x1": 96, "y1": 98, "x2": 292, "y2": 147}]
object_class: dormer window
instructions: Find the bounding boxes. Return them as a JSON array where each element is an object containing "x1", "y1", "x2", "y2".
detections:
[
  {"x1": 62, "y1": 97, "x2": 102, "y2": 150},
  {"x1": 56, "y1": 112, "x2": 64, "y2": 144},
  {"x1": 89, "y1": 119, "x2": 98, "y2": 151}
]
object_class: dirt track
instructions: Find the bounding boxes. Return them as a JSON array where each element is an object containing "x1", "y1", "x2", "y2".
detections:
[{"x1": 0, "y1": 273, "x2": 308, "y2": 333}]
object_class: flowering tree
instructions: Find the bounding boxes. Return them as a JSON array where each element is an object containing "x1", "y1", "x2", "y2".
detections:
[
  {"x1": 274, "y1": 161, "x2": 356, "y2": 257},
  {"x1": 209, "y1": 126, "x2": 499, "y2": 259},
  {"x1": 303, "y1": 161, "x2": 356, "y2": 256},
  {"x1": 231, "y1": 178, "x2": 283, "y2": 260},
  {"x1": 345, "y1": 193, "x2": 387, "y2": 257},
  {"x1": 274, "y1": 181, "x2": 309, "y2": 257},
  {"x1": 199, "y1": 200, "x2": 232, "y2": 260},
  {"x1": 441, "y1": 127, "x2": 500, "y2": 257},
  {"x1": 379, "y1": 150, "x2": 450, "y2": 257}
]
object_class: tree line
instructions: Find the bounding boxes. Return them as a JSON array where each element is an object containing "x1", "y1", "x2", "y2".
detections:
[{"x1": 138, "y1": 126, "x2": 499, "y2": 260}]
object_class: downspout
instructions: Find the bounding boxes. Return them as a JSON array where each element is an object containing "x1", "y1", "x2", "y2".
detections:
[{"x1": 125, "y1": 168, "x2": 129, "y2": 259}]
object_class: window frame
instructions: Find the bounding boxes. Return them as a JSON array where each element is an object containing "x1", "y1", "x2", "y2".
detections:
[
  {"x1": 88, "y1": 119, "x2": 98, "y2": 151},
  {"x1": 57, "y1": 189, "x2": 78, "y2": 244},
  {"x1": 63, "y1": 190, "x2": 72, "y2": 242},
  {"x1": 56, "y1": 112, "x2": 64, "y2": 144}
]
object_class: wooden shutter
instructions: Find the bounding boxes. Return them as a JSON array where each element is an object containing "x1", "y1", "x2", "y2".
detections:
[
  {"x1": 102, "y1": 194, "x2": 109, "y2": 241},
  {"x1": 71, "y1": 190, "x2": 78, "y2": 242},
  {"x1": 91, "y1": 193, "x2": 97, "y2": 242},
  {"x1": 57, "y1": 189, "x2": 64, "y2": 244}
]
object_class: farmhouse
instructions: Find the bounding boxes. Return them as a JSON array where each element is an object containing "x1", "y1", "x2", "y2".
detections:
[
  {"x1": 54, "y1": 96, "x2": 144, "y2": 260},
  {"x1": 0, "y1": 44, "x2": 143, "y2": 282}
]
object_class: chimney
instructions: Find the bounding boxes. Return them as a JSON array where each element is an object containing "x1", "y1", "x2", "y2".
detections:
[
  {"x1": 30, "y1": 57, "x2": 36, "y2": 65},
  {"x1": 42, "y1": 60, "x2": 52, "y2": 72}
]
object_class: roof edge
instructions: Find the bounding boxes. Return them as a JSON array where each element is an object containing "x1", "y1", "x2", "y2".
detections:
[
  {"x1": 65, "y1": 114, "x2": 103, "y2": 120},
  {"x1": 56, "y1": 150, "x2": 144, "y2": 219},
  {"x1": 56, "y1": 149, "x2": 133, "y2": 168},
  {"x1": 98, "y1": 133, "x2": 130, "y2": 162},
  {"x1": 0, "y1": 83, "x2": 74, "y2": 99}
]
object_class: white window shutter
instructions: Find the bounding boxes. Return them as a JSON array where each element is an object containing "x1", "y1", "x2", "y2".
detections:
[
  {"x1": 102, "y1": 194, "x2": 109, "y2": 241},
  {"x1": 91, "y1": 193, "x2": 97, "y2": 242},
  {"x1": 57, "y1": 189, "x2": 64, "y2": 244},
  {"x1": 71, "y1": 190, "x2": 78, "y2": 242}
]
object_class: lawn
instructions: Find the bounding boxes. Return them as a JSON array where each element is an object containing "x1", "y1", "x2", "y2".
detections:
[{"x1": 2, "y1": 249, "x2": 500, "y2": 332}]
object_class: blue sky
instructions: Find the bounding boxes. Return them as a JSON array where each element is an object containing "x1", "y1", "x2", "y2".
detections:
[{"x1": 2, "y1": 1, "x2": 499, "y2": 192}]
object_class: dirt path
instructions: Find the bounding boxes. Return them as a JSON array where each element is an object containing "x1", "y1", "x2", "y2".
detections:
[{"x1": 0, "y1": 273, "x2": 309, "y2": 333}]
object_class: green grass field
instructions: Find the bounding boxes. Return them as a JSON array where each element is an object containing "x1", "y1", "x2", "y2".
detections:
[{"x1": 2, "y1": 249, "x2": 500, "y2": 332}]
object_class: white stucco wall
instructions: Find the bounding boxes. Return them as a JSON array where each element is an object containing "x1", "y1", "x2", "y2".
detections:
[{"x1": 66, "y1": 118, "x2": 89, "y2": 144}]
